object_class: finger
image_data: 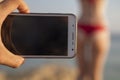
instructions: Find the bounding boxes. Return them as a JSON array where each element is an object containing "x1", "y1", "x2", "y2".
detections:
[
  {"x1": 0, "y1": 50, "x2": 24, "y2": 68},
  {"x1": 0, "y1": 36, "x2": 24, "y2": 68},
  {"x1": 17, "y1": 0, "x2": 30, "y2": 13},
  {"x1": 0, "y1": 0, "x2": 29, "y2": 24},
  {"x1": 0, "y1": 0, "x2": 29, "y2": 14}
]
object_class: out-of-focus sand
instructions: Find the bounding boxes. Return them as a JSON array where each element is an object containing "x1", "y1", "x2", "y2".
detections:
[
  {"x1": 0, "y1": 72, "x2": 7, "y2": 80},
  {"x1": 0, "y1": 64, "x2": 79, "y2": 80}
]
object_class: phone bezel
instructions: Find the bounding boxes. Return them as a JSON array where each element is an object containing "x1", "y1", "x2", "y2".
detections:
[{"x1": 2, "y1": 13, "x2": 77, "y2": 58}]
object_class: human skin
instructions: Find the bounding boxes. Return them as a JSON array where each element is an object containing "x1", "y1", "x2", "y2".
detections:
[
  {"x1": 0, "y1": 0, "x2": 29, "y2": 68},
  {"x1": 77, "y1": 0, "x2": 110, "y2": 80}
]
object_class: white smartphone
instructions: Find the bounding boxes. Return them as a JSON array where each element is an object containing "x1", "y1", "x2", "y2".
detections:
[{"x1": 2, "y1": 13, "x2": 77, "y2": 58}]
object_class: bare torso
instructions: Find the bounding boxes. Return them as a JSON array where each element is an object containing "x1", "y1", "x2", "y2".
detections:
[{"x1": 78, "y1": 0, "x2": 108, "y2": 26}]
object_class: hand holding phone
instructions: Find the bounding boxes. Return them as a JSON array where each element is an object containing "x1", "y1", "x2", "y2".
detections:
[
  {"x1": 2, "y1": 13, "x2": 77, "y2": 58},
  {"x1": 0, "y1": 0, "x2": 29, "y2": 68}
]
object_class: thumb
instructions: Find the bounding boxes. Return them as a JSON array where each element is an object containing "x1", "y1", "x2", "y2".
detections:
[
  {"x1": 0, "y1": 50, "x2": 25, "y2": 68},
  {"x1": 0, "y1": 41, "x2": 25, "y2": 68}
]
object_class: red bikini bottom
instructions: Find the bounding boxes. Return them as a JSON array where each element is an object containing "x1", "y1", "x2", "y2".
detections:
[{"x1": 78, "y1": 23, "x2": 107, "y2": 35}]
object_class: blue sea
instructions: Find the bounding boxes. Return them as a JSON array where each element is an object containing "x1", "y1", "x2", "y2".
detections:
[{"x1": 0, "y1": 33, "x2": 120, "y2": 80}]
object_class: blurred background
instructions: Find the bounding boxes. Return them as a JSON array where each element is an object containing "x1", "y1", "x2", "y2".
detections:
[{"x1": 0, "y1": 0, "x2": 120, "y2": 80}]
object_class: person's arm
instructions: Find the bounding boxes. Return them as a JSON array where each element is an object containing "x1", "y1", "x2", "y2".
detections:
[{"x1": 0, "y1": 0, "x2": 29, "y2": 68}]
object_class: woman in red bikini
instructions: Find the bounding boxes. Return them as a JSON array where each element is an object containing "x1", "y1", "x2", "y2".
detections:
[{"x1": 77, "y1": 0, "x2": 110, "y2": 80}]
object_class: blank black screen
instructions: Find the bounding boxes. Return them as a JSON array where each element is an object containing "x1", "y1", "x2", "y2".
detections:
[{"x1": 7, "y1": 15, "x2": 68, "y2": 56}]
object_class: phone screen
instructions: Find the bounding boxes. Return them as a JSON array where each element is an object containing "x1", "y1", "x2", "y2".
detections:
[{"x1": 2, "y1": 15, "x2": 68, "y2": 56}]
